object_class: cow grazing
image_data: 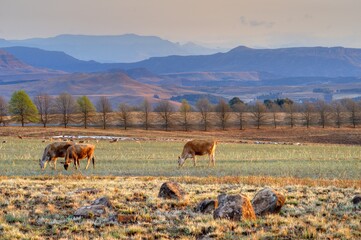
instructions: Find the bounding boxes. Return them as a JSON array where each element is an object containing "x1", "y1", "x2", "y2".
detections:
[
  {"x1": 63, "y1": 144, "x2": 95, "y2": 170},
  {"x1": 39, "y1": 142, "x2": 74, "y2": 170},
  {"x1": 178, "y1": 139, "x2": 217, "y2": 167}
]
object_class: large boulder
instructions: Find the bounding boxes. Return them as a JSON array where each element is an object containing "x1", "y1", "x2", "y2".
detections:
[
  {"x1": 251, "y1": 188, "x2": 286, "y2": 216},
  {"x1": 74, "y1": 205, "x2": 106, "y2": 218},
  {"x1": 213, "y1": 194, "x2": 256, "y2": 221},
  {"x1": 74, "y1": 196, "x2": 112, "y2": 218},
  {"x1": 352, "y1": 195, "x2": 361, "y2": 205},
  {"x1": 196, "y1": 199, "x2": 218, "y2": 214},
  {"x1": 91, "y1": 196, "x2": 113, "y2": 208},
  {"x1": 158, "y1": 182, "x2": 186, "y2": 200}
]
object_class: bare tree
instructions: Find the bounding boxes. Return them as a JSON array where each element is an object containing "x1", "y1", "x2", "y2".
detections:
[
  {"x1": 118, "y1": 103, "x2": 133, "y2": 130},
  {"x1": 77, "y1": 96, "x2": 96, "y2": 129},
  {"x1": 331, "y1": 101, "x2": 345, "y2": 128},
  {"x1": 0, "y1": 96, "x2": 8, "y2": 126},
  {"x1": 34, "y1": 93, "x2": 53, "y2": 127},
  {"x1": 315, "y1": 100, "x2": 331, "y2": 128},
  {"x1": 196, "y1": 98, "x2": 212, "y2": 131},
  {"x1": 270, "y1": 103, "x2": 280, "y2": 128},
  {"x1": 233, "y1": 101, "x2": 247, "y2": 130},
  {"x1": 54, "y1": 93, "x2": 75, "y2": 128},
  {"x1": 301, "y1": 102, "x2": 315, "y2": 128},
  {"x1": 342, "y1": 98, "x2": 360, "y2": 128},
  {"x1": 154, "y1": 100, "x2": 175, "y2": 131},
  {"x1": 96, "y1": 96, "x2": 113, "y2": 129},
  {"x1": 179, "y1": 99, "x2": 191, "y2": 131},
  {"x1": 215, "y1": 99, "x2": 231, "y2": 130},
  {"x1": 140, "y1": 98, "x2": 152, "y2": 130},
  {"x1": 283, "y1": 102, "x2": 298, "y2": 128},
  {"x1": 250, "y1": 101, "x2": 267, "y2": 129}
]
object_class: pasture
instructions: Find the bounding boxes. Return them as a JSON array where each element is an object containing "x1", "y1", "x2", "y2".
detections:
[
  {"x1": 0, "y1": 128, "x2": 360, "y2": 239},
  {"x1": 0, "y1": 137, "x2": 360, "y2": 179}
]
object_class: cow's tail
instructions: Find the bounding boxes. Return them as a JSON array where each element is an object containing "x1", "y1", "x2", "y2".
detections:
[
  {"x1": 92, "y1": 156, "x2": 95, "y2": 169},
  {"x1": 211, "y1": 140, "x2": 218, "y2": 154}
]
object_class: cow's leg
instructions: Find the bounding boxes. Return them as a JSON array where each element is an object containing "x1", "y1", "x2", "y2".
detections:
[
  {"x1": 53, "y1": 157, "x2": 57, "y2": 170},
  {"x1": 212, "y1": 153, "x2": 216, "y2": 167},
  {"x1": 85, "y1": 153, "x2": 94, "y2": 170},
  {"x1": 74, "y1": 158, "x2": 79, "y2": 170},
  {"x1": 192, "y1": 153, "x2": 197, "y2": 166}
]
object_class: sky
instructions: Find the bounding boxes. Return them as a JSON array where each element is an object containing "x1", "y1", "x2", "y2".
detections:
[{"x1": 1, "y1": 0, "x2": 361, "y2": 49}]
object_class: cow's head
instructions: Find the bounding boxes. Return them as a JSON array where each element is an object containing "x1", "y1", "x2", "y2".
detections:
[
  {"x1": 178, "y1": 156, "x2": 186, "y2": 167},
  {"x1": 61, "y1": 161, "x2": 69, "y2": 170},
  {"x1": 39, "y1": 154, "x2": 50, "y2": 170}
]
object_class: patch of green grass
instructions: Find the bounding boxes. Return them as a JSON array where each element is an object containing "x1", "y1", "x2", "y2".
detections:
[{"x1": 0, "y1": 138, "x2": 360, "y2": 179}]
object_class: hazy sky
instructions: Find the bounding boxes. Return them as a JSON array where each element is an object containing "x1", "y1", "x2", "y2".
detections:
[{"x1": 1, "y1": 0, "x2": 361, "y2": 49}]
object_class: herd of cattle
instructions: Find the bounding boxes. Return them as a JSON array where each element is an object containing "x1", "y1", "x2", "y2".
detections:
[{"x1": 39, "y1": 139, "x2": 218, "y2": 170}]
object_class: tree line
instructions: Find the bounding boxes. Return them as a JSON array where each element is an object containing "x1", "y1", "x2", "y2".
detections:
[{"x1": 1, "y1": 91, "x2": 361, "y2": 130}]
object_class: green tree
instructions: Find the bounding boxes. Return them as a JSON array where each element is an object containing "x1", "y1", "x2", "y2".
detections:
[
  {"x1": 179, "y1": 99, "x2": 192, "y2": 131},
  {"x1": 8, "y1": 90, "x2": 38, "y2": 127},
  {"x1": 0, "y1": 96, "x2": 8, "y2": 126},
  {"x1": 229, "y1": 97, "x2": 244, "y2": 109},
  {"x1": 77, "y1": 96, "x2": 96, "y2": 129}
]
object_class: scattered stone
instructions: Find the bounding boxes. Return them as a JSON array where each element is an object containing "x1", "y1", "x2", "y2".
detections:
[
  {"x1": 158, "y1": 182, "x2": 186, "y2": 200},
  {"x1": 74, "y1": 205, "x2": 106, "y2": 218},
  {"x1": 91, "y1": 196, "x2": 113, "y2": 208},
  {"x1": 117, "y1": 214, "x2": 138, "y2": 223},
  {"x1": 75, "y1": 188, "x2": 101, "y2": 194},
  {"x1": 213, "y1": 194, "x2": 256, "y2": 221},
  {"x1": 251, "y1": 187, "x2": 286, "y2": 216},
  {"x1": 351, "y1": 195, "x2": 361, "y2": 205},
  {"x1": 196, "y1": 199, "x2": 218, "y2": 214}
]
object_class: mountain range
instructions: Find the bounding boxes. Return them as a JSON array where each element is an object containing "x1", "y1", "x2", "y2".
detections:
[
  {"x1": 0, "y1": 34, "x2": 224, "y2": 63},
  {"x1": 2, "y1": 42, "x2": 361, "y2": 105}
]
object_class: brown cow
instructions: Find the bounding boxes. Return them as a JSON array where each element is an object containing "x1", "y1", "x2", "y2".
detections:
[
  {"x1": 178, "y1": 139, "x2": 217, "y2": 167},
  {"x1": 39, "y1": 141, "x2": 74, "y2": 170},
  {"x1": 63, "y1": 144, "x2": 95, "y2": 170}
]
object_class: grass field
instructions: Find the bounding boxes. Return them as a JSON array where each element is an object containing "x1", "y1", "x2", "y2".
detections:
[
  {"x1": 0, "y1": 137, "x2": 360, "y2": 179},
  {"x1": 0, "y1": 129, "x2": 360, "y2": 239}
]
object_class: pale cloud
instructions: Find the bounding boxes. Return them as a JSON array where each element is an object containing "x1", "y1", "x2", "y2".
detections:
[{"x1": 240, "y1": 16, "x2": 274, "y2": 28}]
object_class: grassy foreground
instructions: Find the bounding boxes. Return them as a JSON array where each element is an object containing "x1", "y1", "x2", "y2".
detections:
[
  {"x1": 0, "y1": 176, "x2": 360, "y2": 239},
  {"x1": 0, "y1": 135, "x2": 360, "y2": 239}
]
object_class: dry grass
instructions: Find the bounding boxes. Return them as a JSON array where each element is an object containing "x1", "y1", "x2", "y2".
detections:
[{"x1": 0, "y1": 177, "x2": 360, "y2": 239}]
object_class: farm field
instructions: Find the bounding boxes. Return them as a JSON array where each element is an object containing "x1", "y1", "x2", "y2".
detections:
[{"x1": 0, "y1": 126, "x2": 360, "y2": 239}]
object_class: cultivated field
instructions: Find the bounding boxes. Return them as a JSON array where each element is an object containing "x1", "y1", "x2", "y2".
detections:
[{"x1": 0, "y1": 127, "x2": 360, "y2": 239}]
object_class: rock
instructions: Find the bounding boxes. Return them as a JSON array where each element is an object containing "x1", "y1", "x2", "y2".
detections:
[
  {"x1": 351, "y1": 195, "x2": 361, "y2": 205},
  {"x1": 213, "y1": 194, "x2": 256, "y2": 221},
  {"x1": 158, "y1": 182, "x2": 186, "y2": 200},
  {"x1": 251, "y1": 188, "x2": 286, "y2": 216},
  {"x1": 91, "y1": 196, "x2": 113, "y2": 208},
  {"x1": 75, "y1": 188, "x2": 101, "y2": 194},
  {"x1": 196, "y1": 199, "x2": 218, "y2": 214},
  {"x1": 74, "y1": 205, "x2": 106, "y2": 218}
]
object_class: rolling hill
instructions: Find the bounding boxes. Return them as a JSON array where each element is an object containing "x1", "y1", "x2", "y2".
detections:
[{"x1": 117, "y1": 46, "x2": 361, "y2": 77}]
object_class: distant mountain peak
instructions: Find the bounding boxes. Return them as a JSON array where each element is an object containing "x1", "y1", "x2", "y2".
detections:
[{"x1": 0, "y1": 34, "x2": 225, "y2": 63}]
